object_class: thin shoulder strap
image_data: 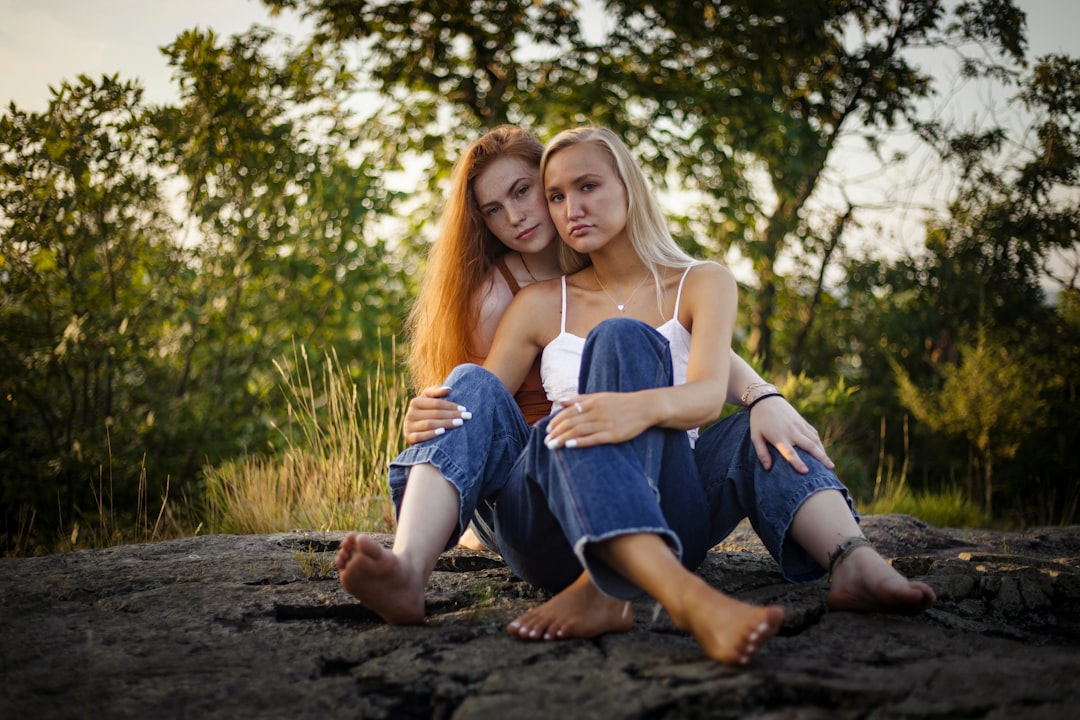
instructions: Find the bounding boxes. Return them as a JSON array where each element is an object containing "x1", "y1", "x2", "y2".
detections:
[
  {"x1": 493, "y1": 254, "x2": 521, "y2": 294},
  {"x1": 671, "y1": 263, "x2": 697, "y2": 320},
  {"x1": 560, "y1": 275, "x2": 568, "y2": 333}
]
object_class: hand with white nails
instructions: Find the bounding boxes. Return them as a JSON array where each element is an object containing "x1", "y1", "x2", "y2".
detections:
[{"x1": 403, "y1": 385, "x2": 472, "y2": 445}]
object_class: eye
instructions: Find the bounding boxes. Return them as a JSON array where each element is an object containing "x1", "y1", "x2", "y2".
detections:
[
  {"x1": 548, "y1": 192, "x2": 564, "y2": 203},
  {"x1": 484, "y1": 205, "x2": 501, "y2": 217},
  {"x1": 581, "y1": 182, "x2": 597, "y2": 192},
  {"x1": 516, "y1": 185, "x2": 530, "y2": 197}
]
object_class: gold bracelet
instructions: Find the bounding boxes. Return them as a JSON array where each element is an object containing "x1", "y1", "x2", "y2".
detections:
[{"x1": 740, "y1": 382, "x2": 778, "y2": 406}]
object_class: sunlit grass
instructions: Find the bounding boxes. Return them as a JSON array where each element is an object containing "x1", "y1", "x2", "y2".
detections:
[
  {"x1": 862, "y1": 483, "x2": 985, "y2": 529},
  {"x1": 202, "y1": 344, "x2": 404, "y2": 535}
]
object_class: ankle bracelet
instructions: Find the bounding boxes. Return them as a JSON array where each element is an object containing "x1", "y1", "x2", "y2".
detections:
[{"x1": 827, "y1": 536, "x2": 873, "y2": 581}]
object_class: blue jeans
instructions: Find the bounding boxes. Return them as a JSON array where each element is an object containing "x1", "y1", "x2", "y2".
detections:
[{"x1": 389, "y1": 318, "x2": 857, "y2": 599}]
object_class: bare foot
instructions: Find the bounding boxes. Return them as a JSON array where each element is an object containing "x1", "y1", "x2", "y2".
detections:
[
  {"x1": 457, "y1": 527, "x2": 487, "y2": 552},
  {"x1": 668, "y1": 577, "x2": 785, "y2": 666},
  {"x1": 506, "y1": 573, "x2": 634, "y2": 641},
  {"x1": 827, "y1": 545, "x2": 937, "y2": 614},
  {"x1": 335, "y1": 532, "x2": 426, "y2": 624}
]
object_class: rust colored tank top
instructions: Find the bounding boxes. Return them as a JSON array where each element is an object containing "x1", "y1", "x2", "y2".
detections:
[{"x1": 493, "y1": 255, "x2": 549, "y2": 424}]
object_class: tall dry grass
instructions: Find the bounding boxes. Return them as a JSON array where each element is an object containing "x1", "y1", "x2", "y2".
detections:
[
  {"x1": 7, "y1": 442, "x2": 197, "y2": 557},
  {"x1": 202, "y1": 344, "x2": 405, "y2": 535}
]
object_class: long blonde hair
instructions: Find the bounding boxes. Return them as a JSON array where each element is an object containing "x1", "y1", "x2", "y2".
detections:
[
  {"x1": 407, "y1": 126, "x2": 545, "y2": 391},
  {"x1": 540, "y1": 126, "x2": 695, "y2": 297}
]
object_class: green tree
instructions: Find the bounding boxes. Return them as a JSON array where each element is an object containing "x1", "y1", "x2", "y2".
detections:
[
  {"x1": 152, "y1": 27, "x2": 406, "y2": 481},
  {"x1": 0, "y1": 76, "x2": 181, "y2": 544},
  {"x1": 892, "y1": 334, "x2": 1044, "y2": 520},
  {"x1": 838, "y1": 54, "x2": 1080, "y2": 524}
]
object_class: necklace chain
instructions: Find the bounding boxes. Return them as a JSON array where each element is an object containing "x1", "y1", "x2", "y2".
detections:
[
  {"x1": 592, "y1": 267, "x2": 651, "y2": 312},
  {"x1": 519, "y1": 253, "x2": 539, "y2": 283}
]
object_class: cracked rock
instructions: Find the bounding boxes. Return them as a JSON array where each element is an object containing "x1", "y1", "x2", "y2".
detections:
[{"x1": 1, "y1": 515, "x2": 1078, "y2": 719}]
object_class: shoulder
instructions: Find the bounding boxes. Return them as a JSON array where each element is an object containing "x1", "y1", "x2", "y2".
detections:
[
  {"x1": 513, "y1": 275, "x2": 563, "y2": 308},
  {"x1": 685, "y1": 260, "x2": 733, "y2": 282},
  {"x1": 502, "y1": 276, "x2": 563, "y2": 345},
  {"x1": 682, "y1": 261, "x2": 736, "y2": 294},
  {"x1": 474, "y1": 266, "x2": 514, "y2": 316},
  {"x1": 471, "y1": 267, "x2": 515, "y2": 357},
  {"x1": 678, "y1": 262, "x2": 737, "y2": 320}
]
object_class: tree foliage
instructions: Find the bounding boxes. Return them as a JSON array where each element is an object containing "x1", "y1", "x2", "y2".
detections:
[
  {"x1": 151, "y1": 27, "x2": 406, "y2": 477},
  {"x1": 841, "y1": 53, "x2": 1080, "y2": 525},
  {"x1": 892, "y1": 335, "x2": 1044, "y2": 519},
  {"x1": 1, "y1": 30, "x2": 409, "y2": 551},
  {"x1": 1, "y1": 76, "x2": 181, "y2": 536}
]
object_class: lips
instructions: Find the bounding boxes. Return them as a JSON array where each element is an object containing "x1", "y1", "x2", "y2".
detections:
[
  {"x1": 516, "y1": 224, "x2": 538, "y2": 241},
  {"x1": 569, "y1": 223, "x2": 591, "y2": 237}
]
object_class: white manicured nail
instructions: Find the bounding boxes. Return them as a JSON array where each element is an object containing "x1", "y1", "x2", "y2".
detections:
[
  {"x1": 434, "y1": 427, "x2": 445, "y2": 436},
  {"x1": 457, "y1": 405, "x2": 467, "y2": 412},
  {"x1": 452, "y1": 418, "x2": 463, "y2": 427},
  {"x1": 565, "y1": 439, "x2": 578, "y2": 448},
  {"x1": 460, "y1": 411, "x2": 472, "y2": 420},
  {"x1": 545, "y1": 436, "x2": 559, "y2": 449}
]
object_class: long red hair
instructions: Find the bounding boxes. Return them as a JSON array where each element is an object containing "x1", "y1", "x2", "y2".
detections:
[{"x1": 407, "y1": 126, "x2": 544, "y2": 391}]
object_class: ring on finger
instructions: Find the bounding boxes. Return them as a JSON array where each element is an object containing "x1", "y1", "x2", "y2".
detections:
[{"x1": 574, "y1": 402, "x2": 584, "y2": 414}]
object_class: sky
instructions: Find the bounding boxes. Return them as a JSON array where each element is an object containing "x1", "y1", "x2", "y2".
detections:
[
  {"x1": 0, "y1": 0, "x2": 312, "y2": 112},
  {"x1": 1, "y1": 0, "x2": 1077, "y2": 287}
]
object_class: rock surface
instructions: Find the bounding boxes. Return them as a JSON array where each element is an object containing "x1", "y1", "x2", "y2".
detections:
[{"x1": 2, "y1": 514, "x2": 1079, "y2": 719}]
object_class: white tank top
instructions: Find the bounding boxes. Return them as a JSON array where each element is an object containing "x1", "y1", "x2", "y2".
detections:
[{"x1": 540, "y1": 264, "x2": 699, "y2": 446}]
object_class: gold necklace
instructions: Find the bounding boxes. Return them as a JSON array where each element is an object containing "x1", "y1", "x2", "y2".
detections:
[{"x1": 592, "y1": 267, "x2": 651, "y2": 312}]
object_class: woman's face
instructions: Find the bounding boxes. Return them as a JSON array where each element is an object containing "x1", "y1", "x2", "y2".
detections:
[
  {"x1": 472, "y1": 155, "x2": 558, "y2": 255},
  {"x1": 543, "y1": 142, "x2": 628, "y2": 256}
]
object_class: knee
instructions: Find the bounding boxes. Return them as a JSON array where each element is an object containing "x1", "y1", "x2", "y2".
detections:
[
  {"x1": 445, "y1": 362, "x2": 494, "y2": 386},
  {"x1": 586, "y1": 317, "x2": 660, "y2": 352}
]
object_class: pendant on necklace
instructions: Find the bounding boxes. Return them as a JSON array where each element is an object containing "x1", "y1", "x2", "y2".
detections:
[{"x1": 593, "y1": 266, "x2": 650, "y2": 314}]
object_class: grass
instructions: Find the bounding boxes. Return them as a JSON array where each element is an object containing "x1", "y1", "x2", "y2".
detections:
[
  {"x1": 201, "y1": 344, "x2": 405, "y2": 536},
  {"x1": 8, "y1": 445, "x2": 197, "y2": 557},
  {"x1": 862, "y1": 483, "x2": 986, "y2": 529},
  {"x1": 860, "y1": 415, "x2": 985, "y2": 529}
]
